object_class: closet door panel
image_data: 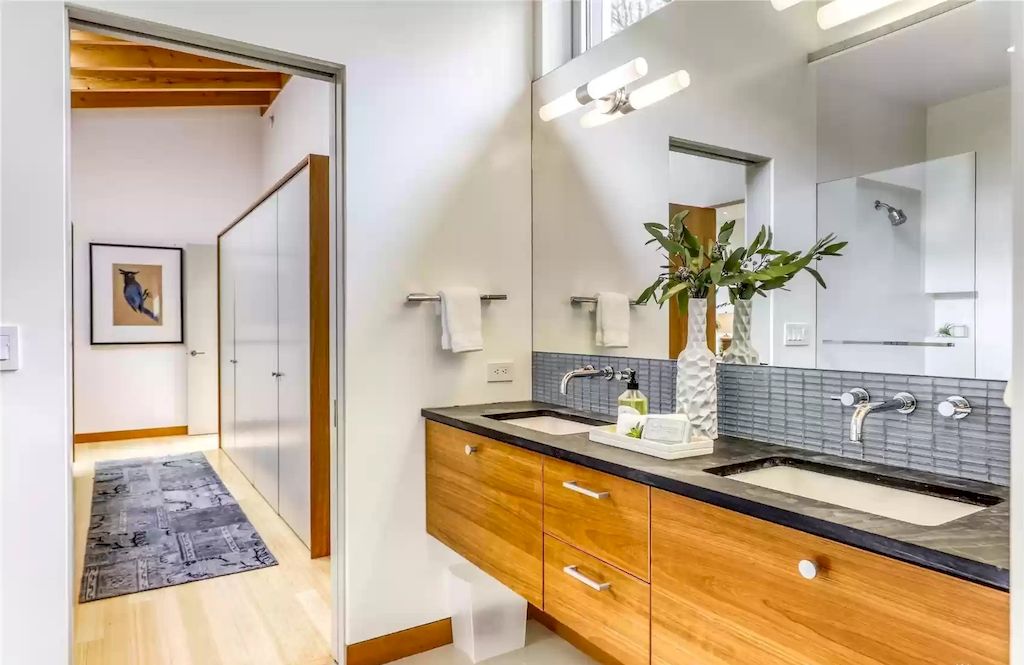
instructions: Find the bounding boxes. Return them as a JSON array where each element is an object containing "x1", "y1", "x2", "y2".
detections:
[
  {"x1": 218, "y1": 229, "x2": 238, "y2": 459},
  {"x1": 276, "y1": 167, "x2": 312, "y2": 545},
  {"x1": 234, "y1": 195, "x2": 279, "y2": 509}
]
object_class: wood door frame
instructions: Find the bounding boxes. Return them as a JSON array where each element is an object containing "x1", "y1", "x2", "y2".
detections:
[
  {"x1": 217, "y1": 154, "x2": 332, "y2": 559},
  {"x1": 667, "y1": 203, "x2": 717, "y2": 358}
]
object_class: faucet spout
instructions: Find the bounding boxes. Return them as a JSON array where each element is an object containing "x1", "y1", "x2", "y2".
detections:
[
  {"x1": 849, "y1": 392, "x2": 916, "y2": 442},
  {"x1": 559, "y1": 365, "x2": 615, "y2": 394}
]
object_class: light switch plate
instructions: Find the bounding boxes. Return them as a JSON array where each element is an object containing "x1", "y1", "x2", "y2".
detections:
[
  {"x1": 487, "y1": 361, "x2": 514, "y2": 383},
  {"x1": 0, "y1": 325, "x2": 20, "y2": 371},
  {"x1": 784, "y1": 322, "x2": 810, "y2": 347}
]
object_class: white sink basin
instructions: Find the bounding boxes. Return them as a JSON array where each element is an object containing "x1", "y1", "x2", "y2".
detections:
[
  {"x1": 501, "y1": 415, "x2": 600, "y2": 435},
  {"x1": 723, "y1": 465, "x2": 988, "y2": 526}
]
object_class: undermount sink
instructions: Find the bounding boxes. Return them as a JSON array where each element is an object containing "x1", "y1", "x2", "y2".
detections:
[
  {"x1": 484, "y1": 410, "x2": 607, "y2": 435},
  {"x1": 706, "y1": 457, "x2": 1001, "y2": 527}
]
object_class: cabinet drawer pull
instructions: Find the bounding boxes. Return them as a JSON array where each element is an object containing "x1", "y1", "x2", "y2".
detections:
[
  {"x1": 562, "y1": 480, "x2": 609, "y2": 499},
  {"x1": 798, "y1": 559, "x2": 818, "y2": 580},
  {"x1": 563, "y1": 565, "x2": 610, "y2": 591},
  {"x1": 465, "y1": 445, "x2": 478, "y2": 456}
]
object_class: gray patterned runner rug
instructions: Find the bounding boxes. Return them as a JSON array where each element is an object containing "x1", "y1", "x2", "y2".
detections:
[{"x1": 79, "y1": 452, "x2": 277, "y2": 602}]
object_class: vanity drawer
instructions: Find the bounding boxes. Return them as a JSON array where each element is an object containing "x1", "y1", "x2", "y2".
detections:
[
  {"x1": 544, "y1": 535, "x2": 650, "y2": 665},
  {"x1": 543, "y1": 457, "x2": 650, "y2": 580},
  {"x1": 651, "y1": 490, "x2": 1008, "y2": 665},
  {"x1": 425, "y1": 422, "x2": 544, "y2": 606}
]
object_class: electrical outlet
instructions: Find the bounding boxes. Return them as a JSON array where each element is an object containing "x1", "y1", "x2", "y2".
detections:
[{"x1": 487, "y1": 361, "x2": 514, "y2": 383}]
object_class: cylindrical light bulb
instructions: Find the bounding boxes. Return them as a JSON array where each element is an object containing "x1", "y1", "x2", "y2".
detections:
[
  {"x1": 626, "y1": 70, "x2": 690, "y2": 111},
  {"x1": 538, "y1": 90, "x2": 584, "y2": 122},
  {"x1": 770, "y1": 0, "x2": 802, "y2": 10},
  {"x1": 817, "y1": 0, "x2": 901, "y2": 30},
  {"x1": 586, "y1": 57, "x2": 648, "y2": 101},
  {"x1": 580, "y1": 109, "x2": 624, "y2": 129}
]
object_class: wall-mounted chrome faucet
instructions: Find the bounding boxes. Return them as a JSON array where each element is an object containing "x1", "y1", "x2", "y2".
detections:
[
  {"x1": 559, "y1": 365, "x2": 634, "y2": 395},
  {"x1": 829, "y1": 388, "x2": 916, "y2": 442}
]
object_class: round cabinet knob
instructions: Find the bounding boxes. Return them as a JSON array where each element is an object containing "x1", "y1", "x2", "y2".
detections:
[
  {"x1": 798, "y1": 559, "x2": 818, "y2": 580},
  {"x1": 465, "y1": 445, "x2": 477, "y2": 456},
  {"x1": 937, "y1": 396, "x2": 971, "y2": 420}
]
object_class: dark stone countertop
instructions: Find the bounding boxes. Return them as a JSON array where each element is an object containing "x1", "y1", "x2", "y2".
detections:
[{"x1": 422, "y1": 400, "x2": 1009, "y2": 591}]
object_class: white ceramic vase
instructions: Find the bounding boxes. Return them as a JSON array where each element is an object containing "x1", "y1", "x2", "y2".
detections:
[
  {"x1": 721, "y1": 298, "x2": 760, "y2": 365},
  {"x1": 675, "y1": 298, "x2": 718, "y2": 440}
]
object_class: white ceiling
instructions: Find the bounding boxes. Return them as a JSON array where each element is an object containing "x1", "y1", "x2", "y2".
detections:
[{"x1": 815, "y1": 1, "x2": 1011, "y2": 108}]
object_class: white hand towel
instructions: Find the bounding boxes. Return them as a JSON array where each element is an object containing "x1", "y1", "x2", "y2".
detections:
[
  {"x1": 439, "y1": 288, "x2": 483, "y2": 353},
  {"x1": 595, "y1": 291, "x2": 630, "y2": 347}
]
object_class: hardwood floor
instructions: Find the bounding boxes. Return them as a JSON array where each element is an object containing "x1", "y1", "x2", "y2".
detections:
[{"x1": 73, "y1": 435, "x2": 333, "y2": 665}]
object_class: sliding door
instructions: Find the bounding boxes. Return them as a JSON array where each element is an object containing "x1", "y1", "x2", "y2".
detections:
[
  {"x1": 219, "y1": 231, "x2": 238, "y2": 456},
  {"x1": 234, "y1": 194, "x2": 280, "y2": 508},
  {"x1": 276, "y1": 166, "x2": 312, "y2": 545}
]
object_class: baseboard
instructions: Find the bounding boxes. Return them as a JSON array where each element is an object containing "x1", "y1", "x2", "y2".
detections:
[
  {"x1": 73, "y1": 425, "x2": 189, "y2": 444},
  {"x1": 346, "y1": 618, "x2": 453, "y2": 665},
  {"x1": 527, "y1": 604, "x2": 623, "y2": 665}
]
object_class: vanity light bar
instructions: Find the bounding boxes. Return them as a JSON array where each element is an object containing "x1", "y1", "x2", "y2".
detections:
[
  {"x1": 579, "y1": 70, "x2": 691, "y2": 129},
  {"x1": 538, "y1": 58, "x2": 648, "y2": 122},
  {"x1": 816, "y1": 0, "x2": 902, "y2": 30}
]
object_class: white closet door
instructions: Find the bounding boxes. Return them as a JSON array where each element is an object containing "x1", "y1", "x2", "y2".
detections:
[
  {"x1": 276, "y1": 166, "x2": 312, "y2": 545},
  {"x1": 218, "y1": 231, "x2": 238, "y2": 457},
  {"x1": 234, "y1": 195, "x2": 280, "y2": 509}
]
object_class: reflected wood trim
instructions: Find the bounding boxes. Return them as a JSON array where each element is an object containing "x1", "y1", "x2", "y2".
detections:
[
  {"x1": 74, "y1": 425, "x2": 188, "y2": 444},
  {"x1": 527, "y1": 604, "x2": 625, "y2": 665},
  {"x1": 71, "y1": 91, "x2": 273, "y2": 109},
  {"x1": 345, "y1": 618, "x2": 453, "y2": 665},
  {"x1": 667, "y1": 203, "x2": 717, "y2": 358}
]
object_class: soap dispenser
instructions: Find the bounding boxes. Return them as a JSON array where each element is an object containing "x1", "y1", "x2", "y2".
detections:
[{"x1": 618, "y1": 371, "x2": 649, "y2": 415}]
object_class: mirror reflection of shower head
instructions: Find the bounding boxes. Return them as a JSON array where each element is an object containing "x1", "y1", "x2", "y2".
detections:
[{"x1": 874, "y1": 200, "x2": 908, "y2": 226}]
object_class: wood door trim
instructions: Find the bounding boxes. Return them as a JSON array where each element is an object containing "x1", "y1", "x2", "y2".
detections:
[
  {"x1": 218, "y1": 154, "x2": 312, "y2": 238},
  {"x1": 74, "y1": 425, "x2": 188, "y2": 444},
  {"x1": 308, "y1": 154, "x2": 331, "y2": 558},
  {"x1": 345, "y1": 618, "x2": 453, "y2": 665},
  {"x1": 667, "y1": 203, "x2": 717, "y2": 358}
]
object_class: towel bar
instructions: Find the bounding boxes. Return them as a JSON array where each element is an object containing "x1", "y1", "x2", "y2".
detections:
[
  {"x1": 406, "y1": 293, "x2": 508, "y2": 302},
  {"x1": 570, "y1": 296, "x2": 645, "y2": 306}
]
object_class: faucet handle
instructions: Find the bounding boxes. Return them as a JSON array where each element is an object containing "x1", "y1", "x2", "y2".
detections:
[
  {"x1": 829, "y1": 388, "x2": 869, "y2": 407},
  {"x1": 938, "y1": 395, "x2": 971, "y2": 419}
]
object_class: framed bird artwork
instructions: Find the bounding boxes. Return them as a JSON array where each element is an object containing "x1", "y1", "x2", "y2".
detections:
[{"x1": 89, "y1": 243, "x2": 184, "y2": 345}]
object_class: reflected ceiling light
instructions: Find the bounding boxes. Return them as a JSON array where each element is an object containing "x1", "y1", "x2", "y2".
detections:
[
  {"x1": 817, "y1": 0, "x2": 901, "y2": 30},
  {"x1": 578, "y1": 69, "x2": 690, "y2": 128},
  {"x1": 770, "y1": 0, "x2": 803, "y2": 10},
  {"x1": 1008, "y1": 45, "x2": 1016, "y2": 53},
  {"x1": 538, "y1": 58, "x2": 648, "y2": 122}
]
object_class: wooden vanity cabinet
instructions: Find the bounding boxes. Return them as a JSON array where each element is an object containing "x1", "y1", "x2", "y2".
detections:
[
  {"x1": 425, "y1": 422, "x2": 544, "y2": 606},
  {"x1": 650, "y1": 490, "x2": 1009, "y2": 665}
]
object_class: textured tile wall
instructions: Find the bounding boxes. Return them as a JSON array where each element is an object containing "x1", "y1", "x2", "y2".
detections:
[{"x1": 532, "y1": 352, "x2": 1010, "y2": 486}]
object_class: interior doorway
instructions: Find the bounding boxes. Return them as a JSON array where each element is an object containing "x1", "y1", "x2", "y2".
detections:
[{"x1": 66, "y1": 11, "x2": 343, "y2": 664}]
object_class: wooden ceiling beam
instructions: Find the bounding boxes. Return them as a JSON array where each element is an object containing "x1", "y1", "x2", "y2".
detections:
[
  {"x1": 71, "y1": 43, "x2": 257, "y2": 72},
  {"x1": 71, "y1": 91, "x2": 273, "y2": 110},
  {"x1": 71, "y1": 70, "x2": 284, "y2": 93},
  {"x1": 70, "y1": 29, "x2": 131, "y2": 45}
]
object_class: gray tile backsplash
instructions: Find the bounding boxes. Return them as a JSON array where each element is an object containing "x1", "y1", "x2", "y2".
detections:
[{"x1": 533, "y1": 351, "x2": 1010, "y2": 486}]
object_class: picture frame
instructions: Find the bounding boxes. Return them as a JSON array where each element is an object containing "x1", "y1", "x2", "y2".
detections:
[{"x1": 89, "y1": 242, "x2": 184, "y2": 345}]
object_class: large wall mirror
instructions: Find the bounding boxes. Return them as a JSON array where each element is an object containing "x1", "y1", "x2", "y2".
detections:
[{"x1": 532, "y1": 0, "x2": 1011, "y2": 380}]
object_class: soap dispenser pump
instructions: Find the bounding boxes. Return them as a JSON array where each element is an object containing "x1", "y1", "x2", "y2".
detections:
[{"x1": 618, "y1": 371, "x2": 649, "y2": 415}]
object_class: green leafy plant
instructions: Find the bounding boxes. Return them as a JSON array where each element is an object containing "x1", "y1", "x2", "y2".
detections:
[
  {"x1": 627, "y1": 423, "x2": 644, "y2": 439},
  {"x1": 717, "y1": 225, "x2": 847, "y2": 302},
  {"x1": 937, "y1": 323, "x2": 954, "y2": 338},
  {"x1": 635, "y1": 210, "x2": 733, "y2": 316}
]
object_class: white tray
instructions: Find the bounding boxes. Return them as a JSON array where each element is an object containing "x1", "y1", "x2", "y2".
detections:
[{"x1": 588, "y1": 425, "x2": 714, "y2": 460}]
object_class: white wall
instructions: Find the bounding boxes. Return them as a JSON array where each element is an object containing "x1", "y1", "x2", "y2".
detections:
[
  {"x1": 72, "y1": 0, "x2": 535, "y2": 645},
  {"x1": 71, "y1": 107, "x2": 264, "y2": 434},
  {"x1": 668, "y1": 151, "x2": 746, "y2": 208},
  {"x1": 0, "y1": 3, "x2": 72, "y2": 664},
  {"x1": 926, "y1": 86, "x2": 1011, "y2": 380},
  {"x1": 533, "y1": 0, "x2": 820, "y2": 366},
  {"x1": 260, "y1": 75, "x2": 332, "y2": 189}
]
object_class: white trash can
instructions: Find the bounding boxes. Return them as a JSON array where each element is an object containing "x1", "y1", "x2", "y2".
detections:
[{"x1": 446, "y1": 562, "x2": 527, "y2": 663}]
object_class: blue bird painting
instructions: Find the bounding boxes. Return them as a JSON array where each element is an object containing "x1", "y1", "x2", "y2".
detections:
[{"x1": 117, "y1": 268, "x2": 160, "y2": 324}]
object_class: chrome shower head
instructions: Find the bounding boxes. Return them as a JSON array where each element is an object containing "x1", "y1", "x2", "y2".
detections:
[{"x1": 874, "y1": 200, "x2": 908, "y2": 226}]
